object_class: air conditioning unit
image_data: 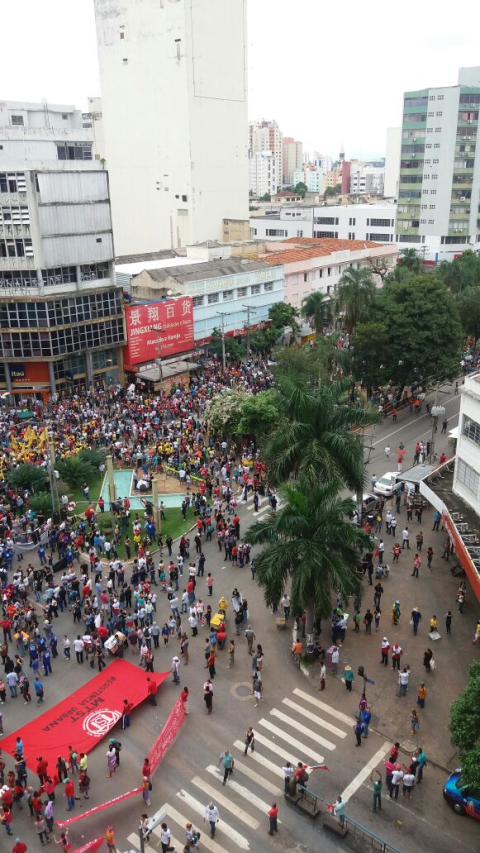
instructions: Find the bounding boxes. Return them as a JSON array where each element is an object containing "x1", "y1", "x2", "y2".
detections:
[
  {"x1": 412, "y1": 153, "x2": 416, "y2": 157},
  {"x1": 462, "y1": 136, "x2": 468, "y2": 140},
  {"x1": 460, "y1": 196, "x2": 466, "y2": 201}
]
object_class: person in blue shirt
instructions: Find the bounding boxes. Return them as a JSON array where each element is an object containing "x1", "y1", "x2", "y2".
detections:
[{"x1": 361, "y1": 706, "x2": 371, "y2": 738}]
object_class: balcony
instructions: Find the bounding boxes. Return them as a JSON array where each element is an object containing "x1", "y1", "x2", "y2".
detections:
[{"x1": 449, "y1": 210, "x2": 470, "y2": 218}]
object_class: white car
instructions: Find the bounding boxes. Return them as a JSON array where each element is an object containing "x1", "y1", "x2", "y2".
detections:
[{"x1": 373, "y1": 472, "x2": 403, "y2": 498}]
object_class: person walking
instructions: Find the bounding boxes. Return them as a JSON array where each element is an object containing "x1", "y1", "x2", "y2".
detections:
[
  {"x1": 180, "y1": 686, "x2": 189, "y2": 715},
  {"x1": 402, "y1": 766, "x2": 415, "y2": 799},
  {"x1": 354, "y1": 720, "x2": 363, "y2": 747},
  {"x1": 159, "y1": 822, "x2": 175, "y2": 852},
  {"x1": 364, "y1": 609, "x2": 373, "y2": 634},
  {"x1": 417, "y1": 682, "x2": 427, "y2": 708},
  {"x1": 427, "y1": 546, "x2": 434, "y2": 571},
  {"x1": 389, "y1": 765, "x2": 403, "y2": 799},
  {"x1": 331, "y1": 645, "x2": 339, "y2": 675},
  {"x1": 106, "y1": 746, "x2": 117, "y2": 778},
  {"x1": 218, "y1": 750, "x2": 234, "y2": 785},
  {"x1": 227, "y1": 640, "x2": 235, "y2": 669},
  {"x1": 244, "y1": 727, "x2": 255, "y2": 755},
  {"x1": 411, "y1": 554, "x2": 421, "y2": 578},
  {"x1": 64, "y1": 778, "x2": 76, "y2": 811},
  {"x1": 282, "y1": 762, "x2": 293, "y2": 794},
  {"x1": 370, "y1": 770, "x2": 382, "y2": 812},
  {"x1": 203, "y1": 680, "x2": 213, "y2": 715},
  {"x1": 410, "y1": 709, "x2": 420, "y2": 737},
  {"x1": 416, "y1": 748, "x2": 427, "y2": 783},
  {"x1": 245, "y1": 626, "x2": 255, "y2": 655},
  {"x1": 204, "y1": 803, "x2": 219, "y2": 839},
  {"x1": 122, "y1": 699, "x2": 133, "y2": 729},
  {"x1": 105, "y1": 824, "x2": 117, "y2": 853},
  {"x1": 423, "y1": 648, "x2": 434, "y2": 673},
  {"x1": 445, "y1": 610, "x2": 452, "y2": 634},
  {"x1": 267, "y1": 802, "x2": 278, "y2": 836},
  {"x1": 411, "y1": 607, "x2": 422, "y2": 634},
  {"x1": 391, "y1": 643, "x2": 403, "y2": 670},
  {"x1": 402, "y1": 527, "x2": 410, "y2": 549},
  {"x1": 343, "y1": 665, "x2": 354, "y2": 691},
  {"x1": 319, "y1": 662, "x2": 326, "y2": 690},
  {"x1": 380, "y1": 637, "x2": 390, "y2": 666}
]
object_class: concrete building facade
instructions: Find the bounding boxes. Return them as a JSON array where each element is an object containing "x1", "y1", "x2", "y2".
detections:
[
  {"x1": 283, "y1": 137, "x2": 303, "y2": 184},
  {"x1": 249, "y1": 150, "x2": 277, "y2": 198},
  {"x1": 397, "y1": 66, "x2": 480, "y2": 261},
  {"x1": 93, "y1": 0, "x2": 249, "y2": 256},
  {"x1": 294, "y1": 165, "x2": 325, "y2": 194},
  {"x1": 261, "y1": 238, "x2": 397, "y2": 307},
  {"x1": 250, "y1": 202, "x2": 397, "y2": 243},
  {"x1": 385, "y1": 127, "x2": 402, "y2": 198},
  {"x1": 0, "y1": 101, "x2": 125, "y2": 397}
]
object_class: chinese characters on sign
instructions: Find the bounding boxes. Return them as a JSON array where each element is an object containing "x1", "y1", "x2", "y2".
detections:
[{"x1": 124, "y1": 298, "x2": 194, "y2": 367}]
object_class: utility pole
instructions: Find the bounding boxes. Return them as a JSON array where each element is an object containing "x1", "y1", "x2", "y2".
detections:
[
  {"x1": 216, "y1": 311, "x2": 229, "y2": 372},
  {"x1": 243, "y1": 304, "x2": 256, "y2": 357},
  {"x1": 429, "y1": 381, "x2": 445, "y2": 464},
  {"x1": 151, "y1": 325, "x2": 164, "y2": 383}
]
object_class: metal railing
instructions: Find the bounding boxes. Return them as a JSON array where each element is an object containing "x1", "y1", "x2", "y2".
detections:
[{"x1": 345, "y1": 815, "x2": 404, "y2": 853}]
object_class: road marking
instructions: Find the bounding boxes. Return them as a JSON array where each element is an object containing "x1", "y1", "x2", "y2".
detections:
[
  {"x1": 341, "y1": 743, "x2": 391, "y2": 804},
  {"x1": 258, "y1": 718, "x2": 325, "y2": 763},
  {"x1": 234, "y1": 739, "x2": 284, "y2": 778},
  {"x1": 176, "y1": 789, "x2": 251, "y2": 849},
  {"x1": 372, "y1": 392, "x2": 460, "y2": 447},
  {"x1": 159, "y1": 802, "x2": 227, "y2": 853},
  {"x1": 190, "y1": 776, "x2": 260, "y2": 829},
  {"x1": 270, "y1": 707, "x2": 336, "y2": 751},
  {"x1": 282, "y1": 697, "x2": 347, "y2": 739},
  {"x1": 249, "y1": 732, "x2": 304, "y2": 768},
  {"x1": 206, "y1": 765, "x2": 281, "y2": 818},
  {"x1": 230, "y1": 752, "x2": 282, "y2": 795},
  {"x1": 292, "y1": 688, "x2": 354, "y2": 727},
  {"x1": 127, "y1": 831, "x2": 175, "y2": 853}
]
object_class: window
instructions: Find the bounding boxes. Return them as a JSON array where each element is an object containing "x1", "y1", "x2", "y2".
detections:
[
  {"x1": 222, "y1": 290, "x2": 233, "y2": 301},
  {"x1": 80, "y1": 262, "x2": 109, "y2": 281},
  {"x1": 303, "y1": 273, "x2": 308, "y2": 282},
  {"x1": 237, "y1": 286, "x2": 248, "y2": 297},
  {"x1": 192, "y1": 295, "x2": 204, "y2": 307},
  {"x1": 207, "y1": 293, "x2": 219, "y2": 304},
  {"x1": 315, "y1": 216, "x2": 337, "y2": 224},
  {"x1": 398, "y1": 235, "x2": 422, "y2": 243},
  {"x1": 182, "y1": 195, "x2": 187, "y2": 202},
  {"x1": 438, "y1": 94, "x2": 444, "y2": 100},
  {"x1": 264, "y1": 282, "x2": 273, "y2": 292},
  {"x1": 266, "y1": 229, "x2": 286, "y2": 237},
  {"x1": 425, "y1": 159, "x2": 431, "y2": 164},
  {"x1": 436, "y1": 111, "x2": 443, "y2": 117},
  {"x1": 11, "y1": 115, "x2": 24, "y2": 126},
  {"x1": 349, "y1": 217, "x2": 356, "y2": 225},
  {"x1": 435, "y1": 127, "x2": 441, "y2": 132},
  {"x1": 367, "y1": 233, "x2": 390, "y2": 242},
  {"x1": 348, "y1": 232, "x2": 355, "y2": 240},
  {"x1": 120, "y1": 32, "x2": 125, "y2": 39},
  {"x1": 314, "y1": 231, "x2": 338, "y2": 238},
  {"x1": 427, "y1": 128, "x2": 433, "y2": 133},
  {"x1": 251, "y1": 284, "x2": 261, "y2": 295},
  {"x1": 457, "y1": 458, "x2": 480, "y2": 495},
  {"x1": 434, "y1": 143, "x2": 440, "y2": 148},
  {"x1": 327, "y1": 267, "x2": 331, "y2": 276},
  {"x1": 441, "y1": 236, "x2": 468, "y2": 244},
  {"x1": 56, "y1": 143, "x2": 93, "y2": 161},
  {"x1": 428, "y1": 219, "x2": 434, "y2": 224},
  {"x1": 404, "y1": 97, "x2": 428, "y2": 107},
  {"x1": 428, "y1": 111, "x2": 434, "y2": 117},
  {"x1": 426, "y1": 143, "x2": 432, "y2": 148},
  {"x1": 429, "y1": 205, "x2": 436, "y2": 209},
  {"x1": 422, "y1": 190, "x2": 429, "y2": 195},
  {"x1": 296, "y1": 230, "x2": 303, "y2": 237},
  {"x1": 318, "y1": 269, "x2": 323, "y2": 278},
  {"x1": 0, "y1": 238, "x2": 33, "y2": 258},
  {"x1": 370, "y1": 218, "x2": 391, "y2": 227},
  {"x1": 421, "y1": 204, "x2": 428, "y2": 209},
  {"x1": 420, "y1": 219, "x2": 426, "y2": 224},
  {"x1": 433, "y1": 159, "x2": 439, "y2": 164},
  {"x1": 431, "y1": 190, "x2": 436, "y2": 194},
  {"x1": 123, "y1": 58, "x2": 128, "y2": 65}
]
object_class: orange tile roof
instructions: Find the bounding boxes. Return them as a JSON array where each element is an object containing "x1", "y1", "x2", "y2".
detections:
[{"x1": 262, "y1": 238, "x2": 384, "y2": 266}]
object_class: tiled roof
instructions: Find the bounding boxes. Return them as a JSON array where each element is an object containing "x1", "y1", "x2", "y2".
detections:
[{"x1": 262, "y1": 238, "x2": 384, "y2": 266}]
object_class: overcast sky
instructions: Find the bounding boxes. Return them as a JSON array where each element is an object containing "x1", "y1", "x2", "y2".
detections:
[{"x1": 2, "y1": 0, "x2": 480, "y2": 159}]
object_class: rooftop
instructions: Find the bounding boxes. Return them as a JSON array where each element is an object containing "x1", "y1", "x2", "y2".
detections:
[
  {"x1": 132, "y1": 258, "x2": 279, "y2": 286},
  {"x1": 262, "y1": 238, "x2": 383, "y2": 266}
]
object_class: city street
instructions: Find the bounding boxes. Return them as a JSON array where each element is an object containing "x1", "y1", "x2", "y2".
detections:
[{"x1": 2, "y1": 380, "x2": 479, "y2": 853}]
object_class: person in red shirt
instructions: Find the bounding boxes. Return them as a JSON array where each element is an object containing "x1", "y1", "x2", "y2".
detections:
[
  {"x1": 13, "y1": 839, "x2": 27, "y2": 853},
  {"x1": 122, "y1": 699, "x2": 133, "y2": 729},
  {"x1": 267, "y1": 802, "x2": 278, "y2": 836},
  {"x1": 30, "y1": 792, "x2": 42, "y2": 817},
  {"x1": 64, "y1": 778, "x2": 75, "y2": 811},
  {"x1": 146, "y1": 677, "x2": 157, "y2": 706}
]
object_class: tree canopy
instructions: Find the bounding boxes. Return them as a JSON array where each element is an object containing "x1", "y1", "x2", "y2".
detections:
[
  {"x1": 207, "y1": 391, "x2": 246, "y2": 434},
  {"x1": 301, "y1": 290, "x2": 332, "y2": 334},
  {"x1": 450, "y1": 661, "x2": 480, "y2": 789},
  {"x1": 337, "y1": 266, "x2": 376, "y2": 334},
  {"x1": 236, "y1": 391, "x2": 279, "y2": 437}
]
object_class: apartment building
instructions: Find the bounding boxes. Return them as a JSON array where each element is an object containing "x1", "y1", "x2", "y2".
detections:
[
  {"x1": 250, "y1": 203, "x2": 397, "y2": 243},
  {"x1": 249, "y1": 150, "x2": 277, "y2": 198},
  {"x1": 249, "y1": 120, "x2": 283, "y2": 193},
  {"x1": 283, "y1": 137, "x2": 303, "y2": 184},
  {"x1": 397, "y1": 66, "x2": 480, "y2": 261}
]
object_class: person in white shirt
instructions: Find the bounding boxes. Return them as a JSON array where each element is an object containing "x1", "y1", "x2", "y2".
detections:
[
  {"x1": 389, "y1": 766, "x2": 404, "y2": 799},
  {"x1": 402, "y1": 770, "x2": 415, "y2": 799},
  {"x1": 282, "y1": 762, "x2": 294, "y2": 794},
  {"x1": 159, "y1": 821, "x2": 175, "y2": 852},
  {"x1": 331, "y1": 646, "x2": 340, "y2": 675},
  {"x1": 204, "y1": 803, "x2": 219, "y2": 838},
  {"x1": 402, "y1": 527, "x2": 410, "y2": 550}
]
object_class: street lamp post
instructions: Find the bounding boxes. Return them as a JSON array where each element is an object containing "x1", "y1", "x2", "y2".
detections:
[{"x1": 429, "y1": 382, "x2": 445, "y2": 464}]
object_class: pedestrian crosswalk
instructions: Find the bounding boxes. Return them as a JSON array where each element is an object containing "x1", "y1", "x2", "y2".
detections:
[{"x1": 122, "y1": 686, "x2": 362, "y2": 853}]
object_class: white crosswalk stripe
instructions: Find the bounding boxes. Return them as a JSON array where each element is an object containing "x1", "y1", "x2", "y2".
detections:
[
  {"x1": 282, "y1": 697, "x2": 348, "y2": 739},
  {"x1": 176, "y1": 789, "x2": 251, "y2": 849},
  {"x1": 159, "y1": 802, "x2": 227, "y2": 853},
  {"x1": 206, "y1": 765, "x2": 281, "y2": 819},
  {"x1": 233, "y1": 739, "x2": 284, "y2": 780},
  {"x1": 270, "y1": 707, "x2": 336, "y2": 751},
  {"x1": 231, "y1": 749, "x2": 283, "y2": 795},
  {"x1": 292, "y1": 687, "x2": 355, "y2": 727},
  {"x1": 190, "y1": 776, "x2": 260, "y2": 829},
  {"x1": 258, "y1": 718, "x2": 326, "y2": 763},
  {"x1": 251, "y1": 731, "x2": 305, "y2": 767}
]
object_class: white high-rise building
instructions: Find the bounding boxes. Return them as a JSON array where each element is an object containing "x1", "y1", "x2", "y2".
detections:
[
  {"x1": 282, "y1": 137, "x2": 303, "y2": 184},
  {"x1": 93, "y1": 0, "x2": 249, "y2": 256},
  {"x1": 384, "y1": 127, "x2": 401, "y2": 198},
  {"x1": 249, "y1": 150, "x2": 276, "y2": 198},
  {"x1": 249, "y1": 120, "x2": 282, "y2": 193}
]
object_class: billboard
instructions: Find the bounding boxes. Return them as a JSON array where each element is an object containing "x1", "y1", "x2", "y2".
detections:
[{"x1": 124, "y1": 298, "x2": 194, "y2": 367}]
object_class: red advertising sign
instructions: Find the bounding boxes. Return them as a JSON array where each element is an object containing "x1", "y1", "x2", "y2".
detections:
[{"x1": 124, "y1": 298, "x2": 194, "y2": 367}]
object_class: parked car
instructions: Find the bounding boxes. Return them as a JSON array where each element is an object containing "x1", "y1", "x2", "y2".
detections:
[
  {"x1": 443, "y1": 769, "x2": 480, "y2": 819},
  {"x1": 350, "y1": 493, "x2": 378, "y2": 523},
  {"x1": 373, "y1": 472, "x2": 403, "y2": 498}
]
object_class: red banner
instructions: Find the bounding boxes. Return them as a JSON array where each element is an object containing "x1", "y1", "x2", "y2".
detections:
[
  {"x1": 57, "y1": 786, "x2": 142, "y2": 828},
  {"x1": 124, "y1": 298, "x2": 194, "y2": 366},
  {"x1": 71, "y1": 837, "x2": 105, "y2": 853},
  {"x1": 148, "y1": 693, "x2": 186, "y2": 773},
  {"x1": 1, "y1": 660, "x2": 169, "y2": 771},
  {"x1": 443, "y1": 512, "x2": 480, "y2": 600}
]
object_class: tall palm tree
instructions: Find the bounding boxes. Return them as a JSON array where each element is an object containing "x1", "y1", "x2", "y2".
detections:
[
  {"x1": 263, "y1": 376, "x2": 378, "y2": 489},
  {"x1": 247, "y1": 478, "x2": 369, "y2": 640},
  {"x1": 337, "y1": 266, "x2": 376, "y2": 334},
  {"x1": 398, "y1": 248, "x2": 422, "y2": 274},
  {"x1": 301, "y1": 290, "x2": 332, "y2": 334}
]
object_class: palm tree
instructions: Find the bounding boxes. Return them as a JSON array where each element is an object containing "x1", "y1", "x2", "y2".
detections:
[
  {"x1": 337, "y1": 266, "x2": 376, "y2": 334},
  {"x1": 9, "y1": 464, "x2": 48, "y2": 493},
  {"x1": 56, "y1": 457, "x2": 96, "y2": 490},
  {"x1": 246, "y1": 478, "x2": 369, "y2": 640},
  {"x1": 301, "y1": 290, "x2": 332, "y2": 334},
  {"x1": 398, "y1": 248, "x2": 422, "y2": 274},
  {"x1": 263, "y1": 376, "x2": 378, "y2": 489}
]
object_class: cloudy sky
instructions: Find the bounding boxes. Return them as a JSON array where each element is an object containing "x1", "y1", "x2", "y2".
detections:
[{"x1": 2, "y1": 0, "x2": 480, "y2": 158}]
